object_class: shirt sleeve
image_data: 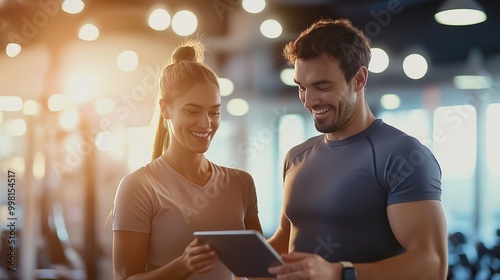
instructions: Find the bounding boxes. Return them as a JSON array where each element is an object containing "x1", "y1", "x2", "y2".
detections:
[
  {"x1": 383, "y1": 137, "x2": 442, "y2": 206},
  {"x1": 236, "y1": 169, "x2": 259, "y2": 219},
  {"x1": 112, "y1": 170, "x2": 154, "y2": 233}
]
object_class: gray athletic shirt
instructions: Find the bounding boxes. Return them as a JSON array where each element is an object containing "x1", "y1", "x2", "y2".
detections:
[
  {"x1": 113, "y1": 156, "x2": 259, "y2": 279},
  {"x1": 283, "y1": 119, "x2": 442, "y2": 263}
]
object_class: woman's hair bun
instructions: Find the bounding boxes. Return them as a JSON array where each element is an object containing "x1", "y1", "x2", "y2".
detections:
[{"x1": 171, "y1": 40, "x2": 205, "y2": 64}]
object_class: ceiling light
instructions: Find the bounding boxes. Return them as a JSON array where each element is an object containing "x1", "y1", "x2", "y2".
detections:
[
  {"x1": 117, "y1": 50, "x2": 139, "y2": 72},
  {"x1": 78, "y1": 23, "x2": 99, "y2": 41},
  {"x1": 242, "y1": 0, "x2": 266, "y2": 14},
  {"x1": 453, "y1": 48, "x2": 491, "y2": 89},
  {"x1": 227, "y1": 99, "x2": 249, "y2": 116},
  {"x1": 0, "y1": 96, "x2": 23, "y2": 112},
  {"x1": 402, "y1": 54, "x2": 428, "y2": 80},
  {"x1": 369, "y1": 48, "x2": 389, "y2": 73},
  {"x1": 260, "y1": 19, "x2": 282, "y2": 39},
  {"x1": 435, "y1": 0, "x2": 487, "y2": 26},
  {"x1": 172, "y1": 10, "x2": 197, "y2": 36},
  {"x1": 6, "y1": 43, "x2": 21, "y2": 58},
  {"x1": 380, "y1": 94, "x2": 401, "y2": 110},
  {"x1": 218, "y1": 78, "x2": 234, "y2": 96},
  {"x1": 62, "y1": 0, "x2": 85, "y2": 14},
  {"x1": 148, "y1": 8, "x2": 171, "y2": 31},
  {"x1": 280, "y1": 68, "x2": 295, "y2": 86}
]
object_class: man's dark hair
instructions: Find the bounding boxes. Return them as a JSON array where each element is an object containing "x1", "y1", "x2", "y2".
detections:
[{"x1": 283, "y1": 18, "x2": 372, "y2": 82}]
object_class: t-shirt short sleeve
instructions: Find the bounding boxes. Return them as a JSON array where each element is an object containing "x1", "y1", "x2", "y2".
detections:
[
  {"x1": 235, "y1": 169, "x2": 259, "y2": 220},
  {"x1": 112, "y1": 170, "x2": 155, "y2": 233},
  {"x1": 383, "y1": 137, "x2": 442, "y2": 206}
]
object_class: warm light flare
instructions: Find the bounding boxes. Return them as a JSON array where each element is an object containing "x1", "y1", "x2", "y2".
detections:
[
  {"x1": 33, "y1": 152, "x2": 46, "y2": 179},
  {"x1": 242, "y1": 0, "x2": 266, "y2": 13},
  {"x1": 58, "y1": 107, "x2": 80, "y2": 131},
  {"x1": 2, "y1": 156, "x2": 25, "y2": 177},
  {"x1": 62, "y1": 0, "x2": 85, "y2": 14},
  {"x1": 172, "y1": 10, "x2": 197, "y2": 36},
  {"x1": 6, "y1": 43, "x2": 21, "y2": 58},
  {"x1": 47, "y1": 94, "x2": 70, "y2": 112},
  {"x1": 23, "y1": 100, "x2": 40, "y2": 115},
  {"x1": 0, "y1": 96, "x2": 23, "y2": 112},
  {"x1": 117, "y1": 50, "x2": 139, "y2": 72},
  {"x1": 62, "y1": 71, "x2": 100, "y2": 103},
  {"x1": 260, "y1": 19, "x2": 282, "y2": 39},
  {"x1": 4, "y1": 119, "x2": 27, "y2": 137},
  {"x1": 148, "y1": 8, "x2": 171, "y2": 31},
  {"x1": 78, "y1": 23, "x2": 99, "y2": 41}
]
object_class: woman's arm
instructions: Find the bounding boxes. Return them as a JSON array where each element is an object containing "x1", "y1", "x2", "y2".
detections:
[
  {"x1": 113, "y1": 231, "x2": 218, "y2": 280},
  {"x1": 267, "y1": 208, "x2": 290, "y2": 255},
  {"x1": 244, "y1": 215, "x2": 263, "y2": 234}
]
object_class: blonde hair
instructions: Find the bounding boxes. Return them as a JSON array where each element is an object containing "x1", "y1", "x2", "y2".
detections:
[{"x1": 151, "y1": 40, "x2": 219, "y2": 160}]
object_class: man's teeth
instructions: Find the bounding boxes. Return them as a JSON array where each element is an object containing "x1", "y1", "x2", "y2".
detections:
[
  {"x1": 313, "y1": 108, "x2": 330, "y2": 114},
  {"x1": 192, "y1": 132, "x2": 210, "y2": 137}
]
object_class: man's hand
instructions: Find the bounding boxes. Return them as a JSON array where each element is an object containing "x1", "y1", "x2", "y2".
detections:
[{"x1": 268, "y1": 252, "x2": 342, "y2": 280}]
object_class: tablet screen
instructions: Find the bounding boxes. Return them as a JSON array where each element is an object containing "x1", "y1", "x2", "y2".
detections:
[{"x1": 194, "y1": 230, "x2": 283, "y2": 277}]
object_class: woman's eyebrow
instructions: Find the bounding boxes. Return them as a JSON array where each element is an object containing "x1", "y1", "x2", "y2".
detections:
[{"x1": 184, "y1": 103, "x2": 221, "y2": 108}]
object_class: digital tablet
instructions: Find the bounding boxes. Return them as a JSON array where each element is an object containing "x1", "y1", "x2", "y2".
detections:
[{"x1": 193, "y1": 230, "x2": 283, "y2": 277}]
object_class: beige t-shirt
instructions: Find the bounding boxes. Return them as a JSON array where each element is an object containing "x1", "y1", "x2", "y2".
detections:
[{"x1": 113, "y1": 156, "x2": 259, "y2": 279}]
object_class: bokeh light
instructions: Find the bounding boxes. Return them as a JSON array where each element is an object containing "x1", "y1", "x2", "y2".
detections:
[
  {"x1": 369, "y1": 48, "x2": 389, "y2": 73},
  {"x1": 117, "y1": 50, "x2": 139, "y2": 72},
  {"x1": 403, "y1": 54, "x2": 428, "y2": 80},
  {"x1": 78, "y1": 23, "x2": 100, "y2": 41},
  {"x1": 6, "y1": 43, "x2": 21, "y2": 58},
  {"x1": 227, "y1": 98, "x2": 249, "y2": 116},
  {"x1": 260, "y1": 19, "x2": 282, "y2": 39},
  {"x1": 242, "y1": 0, "x2": 266, "y2": 13},
  {"x1": 172, "y1": 10, "x2": 197, "y2": 36},
  {"x1": 148, "y1": 8, "x2": 171, "y2": 31}
]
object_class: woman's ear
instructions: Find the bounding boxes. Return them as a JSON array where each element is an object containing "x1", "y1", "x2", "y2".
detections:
[
  {"x1": 353, "y1": 66, "x2": 368, "y2": 92},
  {"x1": 159, "y1": 98, "x2": 169, "y2": 119}
]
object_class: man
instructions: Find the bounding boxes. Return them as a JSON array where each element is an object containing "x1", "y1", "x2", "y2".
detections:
[{"x1": 267, "y1": 19, "x2": 448, "y2": 280}]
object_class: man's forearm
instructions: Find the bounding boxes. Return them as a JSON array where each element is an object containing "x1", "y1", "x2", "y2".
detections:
[{"x1": 353, "y1": 249, "x2": 447, "y2": 280}]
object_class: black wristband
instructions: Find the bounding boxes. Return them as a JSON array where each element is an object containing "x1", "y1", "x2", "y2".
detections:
[{"x1": 340, "y1": 261, "x2": 356, "y2": 280}]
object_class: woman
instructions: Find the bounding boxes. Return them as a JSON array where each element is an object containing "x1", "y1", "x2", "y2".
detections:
[{"x1": 112, "y1": 40, "x2": 263, "y2": 280}]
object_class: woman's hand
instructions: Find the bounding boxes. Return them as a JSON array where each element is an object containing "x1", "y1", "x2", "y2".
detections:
[{"x1": 181, "y1": 238, "x2": 219, "y2": 275}]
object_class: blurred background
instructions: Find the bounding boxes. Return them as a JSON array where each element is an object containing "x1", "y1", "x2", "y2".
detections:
[{"x1": 0, "y1": 0, "x2": 499, "y2": 279}]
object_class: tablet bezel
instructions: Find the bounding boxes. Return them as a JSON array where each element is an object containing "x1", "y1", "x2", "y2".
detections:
[{"x1": 193, "y1": 229, "x2": 283, "y2": 277}]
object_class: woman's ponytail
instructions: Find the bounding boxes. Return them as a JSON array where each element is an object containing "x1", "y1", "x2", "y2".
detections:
[{"x1": 151, "y1": 113, "x2": 169, "y2": 160}]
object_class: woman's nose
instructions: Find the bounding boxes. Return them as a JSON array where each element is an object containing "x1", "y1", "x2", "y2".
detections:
[{"x1": 198, "y1": 114, "x2": 211, "y2": 128}]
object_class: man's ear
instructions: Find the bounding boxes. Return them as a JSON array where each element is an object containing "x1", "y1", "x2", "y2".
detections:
[
  {"x1": 353, "y1": 66, "x2": 368, "y2": 92},
  {"x1": 159, "y1": 98, "x2": 169, "y2": 119}
]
